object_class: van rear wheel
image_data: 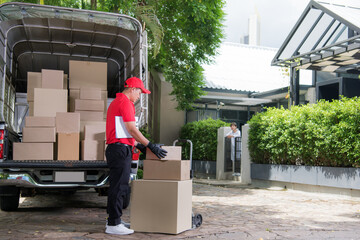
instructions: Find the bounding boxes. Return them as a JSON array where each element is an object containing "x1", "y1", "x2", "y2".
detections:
[{"x1": 0, "y1": 194, "x2": 20, "y2": 211}]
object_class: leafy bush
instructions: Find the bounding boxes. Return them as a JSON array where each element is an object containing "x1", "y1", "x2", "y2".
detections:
[
  {"x1": 180, "y1": 118, "x2": 228, "y2": 161},
  {"x1": 248, "y1": 97, "x2": 360, "y2": 167},
  {"x1": 137, "y1": 169, "x2": 143, "y2": 179}
]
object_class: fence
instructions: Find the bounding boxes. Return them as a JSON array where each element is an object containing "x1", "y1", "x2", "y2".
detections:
[{"x1": 224, "y1": 137, "x2": 241, "y2": 174}]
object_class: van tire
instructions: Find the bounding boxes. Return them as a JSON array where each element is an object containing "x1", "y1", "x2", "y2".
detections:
[{"x1": 0, "y1": 195, "x2": 20, "y2": 211}]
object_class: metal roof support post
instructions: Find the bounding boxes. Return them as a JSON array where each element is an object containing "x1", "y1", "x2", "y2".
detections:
[
  {"x1": 247, "y1": 106, "x2": 250, "y2": 121},
  {"x1": 290, "y1": 66, "x2": 300, "y2": 106}
]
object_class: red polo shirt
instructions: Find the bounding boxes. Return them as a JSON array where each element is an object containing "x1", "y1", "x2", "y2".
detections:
[{"x1": 106, "y1": 93, "x2": 135, "y2": 146}]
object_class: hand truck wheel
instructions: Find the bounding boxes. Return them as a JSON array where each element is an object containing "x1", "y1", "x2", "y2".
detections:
[{"x1": 192, "y1": 213, "x2": 203, "y2": 228}]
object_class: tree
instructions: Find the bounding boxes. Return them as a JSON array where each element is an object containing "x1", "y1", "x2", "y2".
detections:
[
  {"x1": 148, "y1": 0, "x2": 225, "y2": 110},
  {"x1": 96, "y1": 0, "x2": 225, "y2": 110}
]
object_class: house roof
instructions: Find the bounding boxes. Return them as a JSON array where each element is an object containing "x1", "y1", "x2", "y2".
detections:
[{"x1": 202, "y1": 42, "x2": 312, "y2": 92}]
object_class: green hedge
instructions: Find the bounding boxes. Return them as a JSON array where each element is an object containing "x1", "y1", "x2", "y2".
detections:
[
  {"x1": 248, "y1": 97, "x2": 360, "y2": 167},
  {"x1": 180, "y1": 118, "x2": 228, "y2": 161}
]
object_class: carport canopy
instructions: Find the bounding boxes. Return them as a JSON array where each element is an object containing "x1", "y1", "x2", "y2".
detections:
[{"x1": 272, "y1": 0, "x2": 360, "y2": 74}]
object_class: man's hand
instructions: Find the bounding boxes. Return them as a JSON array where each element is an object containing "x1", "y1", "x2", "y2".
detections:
[
  {"x1": 147, "y1": 142, "x2": 168, "y2": 159},
  {"x1": 135, "y1": 143, "x2": 147, "y2": 155}
]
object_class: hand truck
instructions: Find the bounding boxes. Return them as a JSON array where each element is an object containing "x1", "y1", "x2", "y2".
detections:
[{"x1": 173, "y1": 139, "x2": 203, "y2": 229}]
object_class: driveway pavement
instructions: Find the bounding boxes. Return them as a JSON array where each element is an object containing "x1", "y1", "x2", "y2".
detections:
[{"x1": 0, "y1": 181, "x2": 359, "y2": 239}]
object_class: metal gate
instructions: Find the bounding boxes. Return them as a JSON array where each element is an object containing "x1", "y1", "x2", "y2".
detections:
[{"x1": 224, "y1": 137, "x2": 241, "y2": 174}]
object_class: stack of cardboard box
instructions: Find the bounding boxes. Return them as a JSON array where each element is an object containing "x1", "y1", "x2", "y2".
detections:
[
  {"x1": 68, "y1": 60, "x2": 108, "y2": 119},
  {"x1": 15, "y1": 69, "x2": 69, "y2": 160},
  {"x1": 26, "y1": 72, "x2": 40, "y2": 116},
  {"x1": 67, "y1": 60, "x2": 108, "y2": 160},
  {"x1": 56, "y1": 112, "x2": 81, "y2": 160},
  {"x1": 34, "y1": 69, "x2": 68, "y2": 117},
  {"x1": 74, "y1": 87, "x2": 107, "y2": 140},
  {"x1": 16, "y1": 61, "x2": 108, "y2": 161},
  {"x1": 130, "y1": 146, "x2": 192, "y2": 234},
  {"x1": 81, "y1": 123, "x2": 106, "y2": 160},
  {"x1": 13, "y1": 116, "x2": 56, "y2": 160},
  {"x1": 74, "y1": 88, "x2": 105, "y2": 121},
  {"x1": 27, "y1": 70, "x2": 67, "y2": 116}
]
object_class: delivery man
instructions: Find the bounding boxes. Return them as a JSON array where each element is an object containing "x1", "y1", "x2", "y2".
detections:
[{"x1": 105, "y1": 77, "x2": 167, "y2": 235}]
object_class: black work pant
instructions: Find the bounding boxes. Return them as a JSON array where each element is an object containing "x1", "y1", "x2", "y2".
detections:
[{"x1": 106, "y1": 144, "x2": 132, "y2": 226}]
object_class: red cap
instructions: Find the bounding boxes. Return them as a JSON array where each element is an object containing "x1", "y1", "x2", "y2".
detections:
[{"x1": 124, "y1": 77, "x2": 151, "y2": 94}]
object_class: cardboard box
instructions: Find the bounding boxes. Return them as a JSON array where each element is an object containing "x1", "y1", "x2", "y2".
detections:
[
  {"x1": 101, "y1": 90, "x2": 108, "y2": 113},
  {"x1": 34, "y1": 88, "x2": 67, "y2": 117},
  {"x1": 143, "y1": 160, "x2": 190, "y2": 181},
  {"x1": 130, "y1": 179, "x2": 192, "y2": 234},
  {"x1": 64, "y1": 74, "x2": 68, "y2": 89},
  {"x1": 27, "y1": 72, "x2": 41, "y2": 101},
  {"x1": 57, "y1": 133, "x2": 80, "y2": 160},
  {"x1": 28, "y1": 101, "x2": 34, "y2": 116},
  {"x1": 81, "y1": 140, "x2": 104, "y2": 160},
  {"x1": 75, "y1": 99, "x2": 104, "y2": 111},
  {"x1": 84, "y1": 123, "x2": 106, "y2": 141},
  {"x1": 41, "y1": 69, "x2": 64, "y2": 89},
  {"x1": 69, "y1": 60, "x2": 107, "y2": 90},
  {"x1": 13, "y1": 142, "x2": 54, "y2": 160},
  {"x1": 76, "y1": 111, "x2": 104, "y2": 121},
  {"x1": 25, "y1": 116, "x2": 55, "y2": 127},
  {"x1": 22, "y1": 127, "x2": 56, "y2": 143},
  {"x1": 69, "y1": 89, "x2": 79, "y2": 112},
  {"x1": 56, "y1": 112, "x2": 80, "y2": 133},
  {"x1": 80, "y1": 120, "x2": 106, "y2": 140},
  {"x1": 146, "y1": 146, "x2": 182, "y2": 160},
  {"x1": 69, "y1": 89, "x2": 108, "y2": 113},
  {"x1": 80, "y1": 87, "x2": 101, "y2": 100}
]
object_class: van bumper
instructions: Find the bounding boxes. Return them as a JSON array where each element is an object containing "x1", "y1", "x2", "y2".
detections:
[{"x1": 0, "y1": 172, "x2": 109, "y2": 188}]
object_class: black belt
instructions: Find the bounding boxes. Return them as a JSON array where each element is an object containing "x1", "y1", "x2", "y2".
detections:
[{"x1": 109, "y1": 142, "x2": 132, "y2": 149}]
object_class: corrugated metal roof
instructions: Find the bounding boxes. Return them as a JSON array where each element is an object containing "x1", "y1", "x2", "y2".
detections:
[
  {"x1": 203, "y1": 80, "x2": 230, "y2": 90},
  {"x1": 202, "y1": 42, "x2": 312, "y2": 92}
]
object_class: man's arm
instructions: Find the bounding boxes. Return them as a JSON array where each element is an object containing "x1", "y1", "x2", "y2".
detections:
[
  {"x1": 125, "y1": 121, "x2": 167, "y2": 158},
  {"x1": 124, "y1": 121, "x2": 149, "y2": 146}
]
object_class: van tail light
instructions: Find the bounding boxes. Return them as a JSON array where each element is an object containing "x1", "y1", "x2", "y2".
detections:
[
  {"x1": 0, "y1": 143, "x2": 3, "y2": 159},
  {"x1": 0, "y1": 130, "x2": 4, "y2": 159}
]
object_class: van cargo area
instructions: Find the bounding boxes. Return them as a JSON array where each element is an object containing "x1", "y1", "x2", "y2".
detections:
[{"x1": 0, "y1": 2, "x2": 148, "y2": 211}]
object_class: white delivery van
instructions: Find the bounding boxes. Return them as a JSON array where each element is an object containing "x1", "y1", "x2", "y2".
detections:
[{"x1": 0, "y1": 2, "x2": 148, "y2": 211}]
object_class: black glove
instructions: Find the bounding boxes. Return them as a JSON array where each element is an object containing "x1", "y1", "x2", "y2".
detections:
[
  {"x1": 147, "y1": 142, "x2": 168, "y2": 159},
  {"x1": 135, "y1": 143, "x2": 147, "y2": 155}
]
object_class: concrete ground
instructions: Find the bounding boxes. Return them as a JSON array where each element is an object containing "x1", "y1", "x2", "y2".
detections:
[{"x1": 0, "y1": 180, "x2": 360, "y2": 239}]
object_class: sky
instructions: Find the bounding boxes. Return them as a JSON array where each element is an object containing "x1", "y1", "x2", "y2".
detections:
[{"x1": 223, "y1": 0, "x2": 311, "y2": 48}]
